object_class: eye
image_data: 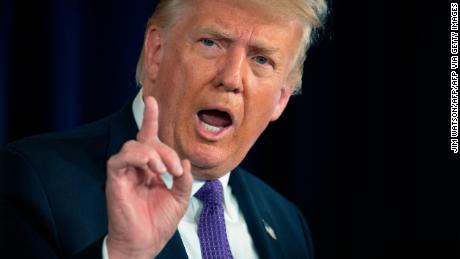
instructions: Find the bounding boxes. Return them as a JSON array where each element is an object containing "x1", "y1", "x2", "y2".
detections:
[
  {"x1": 201, "y1": 38, "x2": 216, "y2": 47},
  {"x1": 254, "y1": 56, "x2": 269, "y2": 65}
]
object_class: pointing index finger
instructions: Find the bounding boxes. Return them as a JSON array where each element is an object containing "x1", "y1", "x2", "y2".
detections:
[{"x1": 137, "y1": 96, "x2": 159, "y2": 143}]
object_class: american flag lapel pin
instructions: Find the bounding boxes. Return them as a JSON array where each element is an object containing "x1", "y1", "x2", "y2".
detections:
[{"x1": 262, "y1": 219, "x2": 277, "y2": 240}]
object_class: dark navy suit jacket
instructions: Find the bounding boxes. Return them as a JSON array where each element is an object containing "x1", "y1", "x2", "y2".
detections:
[{"x1": 0, "y1": 101, "x2": 314, "y2": 258}]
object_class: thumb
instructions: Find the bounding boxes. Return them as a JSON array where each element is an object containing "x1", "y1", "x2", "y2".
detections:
[{"x1": 171, "y1": 159, "x2": 193, "y2": 203}]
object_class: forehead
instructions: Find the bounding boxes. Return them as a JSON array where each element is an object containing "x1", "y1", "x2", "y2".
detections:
[{"x1": 174, "y1": 0, "x2": 303, "y2": 50}]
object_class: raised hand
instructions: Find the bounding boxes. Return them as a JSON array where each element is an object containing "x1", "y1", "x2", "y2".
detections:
[{"x1": 105, "y1": 96, "x2": 193, "y2": 259}]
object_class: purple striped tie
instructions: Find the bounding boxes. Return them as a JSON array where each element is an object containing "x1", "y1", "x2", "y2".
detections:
[{"x1": 195, "y1": 180, "x2": 233, "y2": 259}]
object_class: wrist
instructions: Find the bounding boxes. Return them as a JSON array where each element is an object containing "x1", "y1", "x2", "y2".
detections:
[{"x1": 106, "y1": 235, "x2": 158, "y2": 259}]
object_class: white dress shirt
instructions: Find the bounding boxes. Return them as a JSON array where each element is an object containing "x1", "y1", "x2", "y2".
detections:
[{"x1": 102, "y1": 90, "x2": 259, "y2": 259}]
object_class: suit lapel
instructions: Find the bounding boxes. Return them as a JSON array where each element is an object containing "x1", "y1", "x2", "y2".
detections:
[
  {"x1": 105, "y1": 99, "x2": 188, "y2": 258},
  {"x1": 229, "y1": 168, "x2": 283, "y2": 259},
  {"x1": 106, "y1": 99, "x2": 139, "y2": 160}
]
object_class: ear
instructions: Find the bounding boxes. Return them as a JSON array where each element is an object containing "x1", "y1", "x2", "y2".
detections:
[
  {"x1": 270, "y1": 84, "x2": 292, "y2": 121},
  {"x1": 144, "y1": 26, "x2": 163, "y2": 81}
]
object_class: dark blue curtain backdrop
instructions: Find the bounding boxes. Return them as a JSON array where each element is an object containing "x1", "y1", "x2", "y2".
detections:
[{"x1": 1, "y1": 1, "x2": 458, "y2": 259}]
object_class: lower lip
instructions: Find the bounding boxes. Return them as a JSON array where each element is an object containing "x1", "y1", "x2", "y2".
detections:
[{"x1": 195, "y1": 115, "x2": 233, "y2": 141}]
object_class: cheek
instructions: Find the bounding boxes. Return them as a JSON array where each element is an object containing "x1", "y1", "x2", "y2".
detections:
[
  {"x1": 155, "y1": 53, "x2": 217, "y2": 120},
  {"x1": 241, "y1": 87, "x2": 284, "y2": 139},
  {"x1": 242, "y1": 94, "x2": 277, "y2": 135},
  {"x1": 155, "y1": 52, "x2": 192, "y2": 102},
  {"x1": 169, "y1": 61, "x2": 216, "y2": 98},
  {"x1": 249, "y1": 82, "x2": 281, "y2": 116}
]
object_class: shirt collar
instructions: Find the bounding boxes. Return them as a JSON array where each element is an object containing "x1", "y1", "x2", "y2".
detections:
[{"x1": 132, "y1": 89, "x2": 232, "y2": 200}]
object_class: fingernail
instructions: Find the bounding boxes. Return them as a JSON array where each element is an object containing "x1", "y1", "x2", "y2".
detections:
[
  {"x1": 159, "y1": 164, "x2": 167, "y2": 173},
  {"x1": 175, "y1": 164, "x2": 183, "y2": 175}
]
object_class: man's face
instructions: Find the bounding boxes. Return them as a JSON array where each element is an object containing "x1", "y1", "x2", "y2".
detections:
[{"x1": 143, "y1": 0, "x2": 304, "y2": 179}]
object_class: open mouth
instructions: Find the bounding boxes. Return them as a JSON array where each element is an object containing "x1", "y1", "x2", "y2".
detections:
[{"x1": 197, "y1": 109, "x2": 233, "y2": 133}]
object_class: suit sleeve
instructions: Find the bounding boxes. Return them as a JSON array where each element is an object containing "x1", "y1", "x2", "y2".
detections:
[{"x1": 0, "y1": 146, "x2": 104, "y2": 259}]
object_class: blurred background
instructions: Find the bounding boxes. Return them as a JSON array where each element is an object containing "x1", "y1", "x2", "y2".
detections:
[{"x1": 0, "y1": 0, "x2": 458, "y2": 258}]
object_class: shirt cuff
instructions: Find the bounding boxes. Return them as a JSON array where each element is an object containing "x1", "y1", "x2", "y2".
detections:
[{"x1": 102, "y1": 235, "x2": 109, "y2": 259}]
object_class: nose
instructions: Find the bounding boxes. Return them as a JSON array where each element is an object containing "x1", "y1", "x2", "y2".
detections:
[{"x1": 215, "y1": 48, "x2": 245, "y2": 94}]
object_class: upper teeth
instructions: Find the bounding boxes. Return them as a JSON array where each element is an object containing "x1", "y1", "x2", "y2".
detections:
[{"x1": 202, "y1": 122, "x2": 222, "y2": 133}]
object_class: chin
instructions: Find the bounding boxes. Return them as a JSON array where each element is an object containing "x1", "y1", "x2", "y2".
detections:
[
  {"x1": 190, "y1": 167, "x2": 226, "y2": 180},
  {"x1": 189, "y1": 160, "x2": 229, "y2": 180},
  {"x1": 186, "y1": 144, "x2": 234, "y2": 179}
]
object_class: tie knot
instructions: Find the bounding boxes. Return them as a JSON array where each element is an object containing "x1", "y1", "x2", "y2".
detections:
[{"x1": 195, "y1": 180, "x2": 223, "y2": 206}]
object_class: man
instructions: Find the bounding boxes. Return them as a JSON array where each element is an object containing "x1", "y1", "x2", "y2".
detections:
[{"x1": 0, "y1": 0, "x2": 327, "y2": 258}]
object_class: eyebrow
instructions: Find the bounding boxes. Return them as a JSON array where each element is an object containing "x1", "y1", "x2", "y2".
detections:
[
  {"x1": 198, "y1": 26, "x2": 281, "y2": 55},
  {"x1": 199, "y1": 27, "x2": 234, "y2": 40}
]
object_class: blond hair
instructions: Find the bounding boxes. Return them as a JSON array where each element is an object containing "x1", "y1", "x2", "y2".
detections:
[{"x1": 135, "y1": 0, "x2": 328, "y2": 95}]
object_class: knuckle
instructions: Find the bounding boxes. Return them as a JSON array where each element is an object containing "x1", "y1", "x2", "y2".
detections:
[
  {"x1": 159, "y1": 144, "x2": 177, "y2": 159},
  {"x1": 107, "y1": 155, "x2": 116, "y2": 167},
  {"x1": 121, "y1": 140, "x2": 137, "y2": 152},
  {"x1": 148, "y1": 149, "x2": 160, "y2": 162},
  {"x1": 134, "y1": 151, "x2": 150, "y2": 164},
  {"x1": 106, "y1": 155, "x2": 122, "y2": 173}
]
